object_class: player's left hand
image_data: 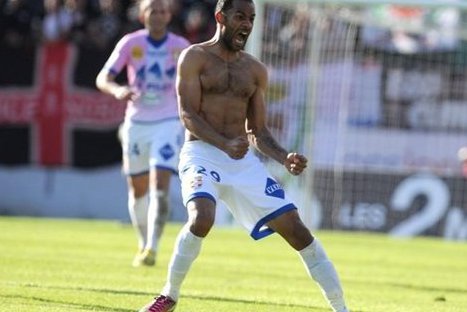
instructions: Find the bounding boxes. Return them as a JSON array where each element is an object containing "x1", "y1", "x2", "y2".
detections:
[{"x1": 284, "y1": 153, "x2": 307, "y2": 175}]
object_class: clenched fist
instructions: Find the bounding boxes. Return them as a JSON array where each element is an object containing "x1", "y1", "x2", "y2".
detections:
[
  {"x1": 284, "y1": 152, "x2": 307, "y2": 175},
  {"x1": 224, "y1": 136, "x2": 249, "y2": 159}
]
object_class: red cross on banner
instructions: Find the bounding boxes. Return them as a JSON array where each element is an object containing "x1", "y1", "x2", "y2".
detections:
[{"x1": 0, "y1": 42, "x2": 124, "y2": 166}]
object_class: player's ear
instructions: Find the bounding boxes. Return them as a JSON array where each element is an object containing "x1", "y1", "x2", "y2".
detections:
[
  {"x1": 215, "y1": 11, "x2": 225, "y2": 24},
  {"x1": 138, "y1": 12, "x2": 144, "y2": 25}
]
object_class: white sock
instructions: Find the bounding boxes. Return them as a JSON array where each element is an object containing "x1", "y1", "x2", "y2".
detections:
[
  {"x1": 146, "y1": 190, "x2": 169, "y2": 251},
  {"x1": 161, "y1": 225, "x2": 203, "y2": 301},
  {"x1": 299, "y1": 239, "x2": 349, "y2": 312},
  {"x1": 128, "y1": 193, "x2": 149, "y2": 251}
]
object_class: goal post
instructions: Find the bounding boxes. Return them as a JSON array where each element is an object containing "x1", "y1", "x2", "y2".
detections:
[{"x1": 247, "y1": 0, "x2": 467, "y2": 238}]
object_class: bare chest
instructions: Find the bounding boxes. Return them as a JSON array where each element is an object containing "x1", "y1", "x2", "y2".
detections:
[{"x1": 200, "y1": 58, "x2": 257, "y2": 99}]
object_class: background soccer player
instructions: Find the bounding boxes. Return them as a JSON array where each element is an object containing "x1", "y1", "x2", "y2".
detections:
[{"x1": 96, "y1": 0, "x2": 189, "y2": 267}]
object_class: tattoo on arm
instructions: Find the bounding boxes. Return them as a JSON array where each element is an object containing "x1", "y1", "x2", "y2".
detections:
[{"x1": 250, "y1": 128, "x2": 288, "y2": 164}]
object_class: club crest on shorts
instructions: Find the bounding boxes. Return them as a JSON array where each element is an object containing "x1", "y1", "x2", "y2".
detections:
[
  {"x1": 190, "y1": 175, "x2": 203, "y2": 189},
  {"x1": 159, "y1": 144, "x2": 175, "y2": 160},
  {"x1": 264, "y1": 178, "x2": 284, "y2": 199}
]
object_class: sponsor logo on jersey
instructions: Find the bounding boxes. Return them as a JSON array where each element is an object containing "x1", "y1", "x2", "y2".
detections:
[
  {"x1": 264, "y1": 177, "x2": 284, "y2": 199},
  {"x1": 146, "y1": 82, "x2": 172, "y2": 91},
  {"x1": 131, "y1": 46, "x2": 144, "y2": 60},
  {"x1": 147, "y1": 50, "x2": 168, "y2": 57}
]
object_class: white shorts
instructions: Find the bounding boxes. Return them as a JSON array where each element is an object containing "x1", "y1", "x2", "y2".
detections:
[
  {"x1": 178, "y1": 140, "x2": 297, "y2": 240},
  {"x1": 119, "y1": 118, "x2": 183, "y2": 176}
]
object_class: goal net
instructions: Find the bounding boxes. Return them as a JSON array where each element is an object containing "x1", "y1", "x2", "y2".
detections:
[{"x1": 248, "y1": 0, "x2": 467, "y2": 238}]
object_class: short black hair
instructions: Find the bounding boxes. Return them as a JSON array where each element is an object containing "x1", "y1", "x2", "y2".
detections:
[{"x1": 215, "y1": 0, "x2": 253, "y2": 13}]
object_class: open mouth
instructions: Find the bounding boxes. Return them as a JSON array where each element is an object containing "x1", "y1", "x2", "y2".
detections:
[{"x1": 234, "y1": 31, "x2": 249, "y2": 46}]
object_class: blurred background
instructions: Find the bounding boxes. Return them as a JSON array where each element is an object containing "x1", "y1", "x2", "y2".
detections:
[
  {"x1": 1, "y1": 0, "x2": 467, "y2": 241},
  {"x1": 0, "y1": 0, "x2": 217, "y2": 221}
]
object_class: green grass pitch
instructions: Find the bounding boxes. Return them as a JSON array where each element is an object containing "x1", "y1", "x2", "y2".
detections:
[{"x1": 1, "y1": 216, "x2": 466, "y2": 312}]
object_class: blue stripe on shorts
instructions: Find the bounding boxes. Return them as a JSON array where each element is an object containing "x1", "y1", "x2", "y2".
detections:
[
  {"x1": 185, "y1": 192, "x2": 217, "y2": 206},
  {"x1": 250, "y1": 204, "x2": 297, "y2": 240}
]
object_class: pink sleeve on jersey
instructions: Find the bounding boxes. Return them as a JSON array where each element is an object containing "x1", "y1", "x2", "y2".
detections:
[
  {"x1": 102, "y1": 34, "x2": 132, "y2": 76},
  {"x1": 176, "y1": 35, "x2": 191, "y2": 51}
]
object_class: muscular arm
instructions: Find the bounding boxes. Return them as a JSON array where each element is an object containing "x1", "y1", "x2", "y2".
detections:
[
  {"x1": 246, "y1": 61, "x2": 308, "y2": 175},
  {"x1": 177, "y1": 48, "x2": 228, "y2": 149},
  {"x1": 246, "y1": 62, "x2": 288, "y2": 164}
]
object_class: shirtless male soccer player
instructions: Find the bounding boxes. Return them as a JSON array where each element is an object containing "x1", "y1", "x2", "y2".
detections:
[{"x1": 139, "y1": 0, "x2": 350, "y2": 311}]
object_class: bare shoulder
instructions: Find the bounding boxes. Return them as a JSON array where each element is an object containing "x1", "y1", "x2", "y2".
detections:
[
  {"x1": 242, "y1": 52, "x2": 267, "y2": 74},
  {"x1": 178, "y1": 43, "x2": 210, "y2": 67}
]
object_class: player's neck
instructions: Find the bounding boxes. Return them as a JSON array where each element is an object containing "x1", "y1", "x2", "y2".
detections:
[
  {"x1": 148, "y1": 29, "x2": 168, "y2": 41},
  {"x1": 210, "y1": 31, "x2": 241, "y2": 62}
]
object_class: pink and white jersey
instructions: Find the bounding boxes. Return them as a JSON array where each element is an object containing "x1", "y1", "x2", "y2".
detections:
[{"x1": 103, "y1": 29, "x2": 190, "y2": 123}]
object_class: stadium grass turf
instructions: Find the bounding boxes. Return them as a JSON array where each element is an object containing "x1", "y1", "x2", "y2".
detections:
[{"x1": 1, "y1": 216, "x2": 466, "y2": 312}]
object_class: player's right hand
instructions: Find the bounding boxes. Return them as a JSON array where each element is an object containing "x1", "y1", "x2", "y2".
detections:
[
  {"x1": 225, "y1": 136, "x2": 249, "y2": 160},
  {"x1": 114, "y1": 86, "x2": 137, "y2": 101}
]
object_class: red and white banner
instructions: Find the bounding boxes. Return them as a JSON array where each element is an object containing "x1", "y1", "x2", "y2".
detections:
[{"x1": 0, "y1": 42, "x2": 124, "y2": 166}]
